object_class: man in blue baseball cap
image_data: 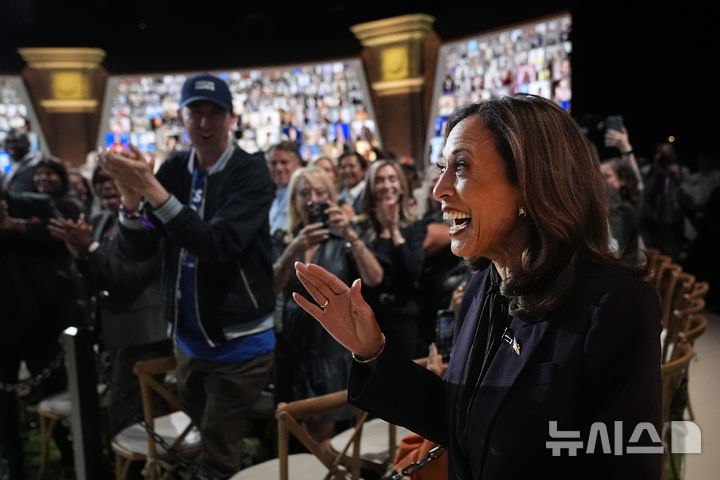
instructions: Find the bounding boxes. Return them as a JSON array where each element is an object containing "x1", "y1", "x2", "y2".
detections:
[
  {"x1": 180, "y1": 73, "x2": 234, "y2": 112},
  {"x1": 100, "y1": 73, "x2": 276, "y2": 479}
]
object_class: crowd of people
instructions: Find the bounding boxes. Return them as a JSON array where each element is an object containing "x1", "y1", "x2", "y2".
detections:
[{"x1": 0, "y1": 73, "x2": 718, "y2": 479}]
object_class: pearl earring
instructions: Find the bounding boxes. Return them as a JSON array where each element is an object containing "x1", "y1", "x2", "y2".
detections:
[{"x1": 518, "y1": 206, "x2": 527, "y2": 218}]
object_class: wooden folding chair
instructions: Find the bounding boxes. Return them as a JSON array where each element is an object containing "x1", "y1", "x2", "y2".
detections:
[
  {"x1": 686, "y1": 280, "x2": 709, "y2": 301},
  {"x1": 656, "y1": 263, "x2": 682, "y2": 331},
  {"x1": 110, "y1": 355, "x2": 200, "y2": 480},
  {"x1": 661, "y1": 296, "x2": 705, "y2": 363},
  {"x1": 670, "y1": 272, "x2": 695, "y2": 311},
  {"x1": 660, "y1": 342, "x2": 694, "y2": 480},
  {"x1": 677, "y1": 313, "x2": 709, "y2": 421},
  {"x1": 35, "y1": 384, "x2": 108, "y2": 479},
  {"x1": 230, "y1": 389, "x2": 353, "y2": 480},
  {"x1": 329, "y1": 414, "x2": 413, "y2": 479},
  {"x1": 644, "y1": 248, "x2": 670, "y2": 288},
  {"x1": 328, "y1": 357, "x2": 426, "y2": 479}
]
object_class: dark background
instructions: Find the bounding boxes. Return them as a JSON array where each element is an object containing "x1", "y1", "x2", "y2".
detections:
[{"x1": 0, "y1": 0, "x2": 717, "y2": 166}]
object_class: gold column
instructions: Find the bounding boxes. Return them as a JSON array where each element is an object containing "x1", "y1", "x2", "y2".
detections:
[
  {"x1": 17, "y1": 47, "x2": 107, "y2": 166},
  {"x1": 351, "y1": 14, "x2": 437, "y2": 162},
  {"x1": 18, "y1": 48, "x2": 105, "y2": 112}
]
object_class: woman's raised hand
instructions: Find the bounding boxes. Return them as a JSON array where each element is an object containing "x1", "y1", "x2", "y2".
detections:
[{"x1": 293, "y1": 262, "x2": 384, "y2": 358}]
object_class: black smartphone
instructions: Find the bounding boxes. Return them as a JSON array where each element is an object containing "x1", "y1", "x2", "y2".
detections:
[
  {"x1": 435, "y1": 309, "x2": 455, "y2": 363},
  {"x1": 605, "y1": 115, "x2": 624, "y2": 132},
  {"x1": 306, "y1": 201, "x2": 329, "y2": 227}
]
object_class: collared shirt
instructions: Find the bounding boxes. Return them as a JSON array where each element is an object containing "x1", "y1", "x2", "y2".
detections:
[
  {"x1": 175, "y1": 157, "x2": 274, "y2": 361},
  {"x1": 269, "y1": 186, "x2": 290, "y2": 235},
  {"x1": 340, "y1": 181, "x2": 366, "y2": 213}
]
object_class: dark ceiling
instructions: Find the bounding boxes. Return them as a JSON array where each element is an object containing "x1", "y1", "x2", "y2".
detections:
[
  {"x1": 1, "y1": 0, "x2": 718, "y2": 160},
  {"x1": 1, "y1": 1, "x2": 574, "y2": 73}
]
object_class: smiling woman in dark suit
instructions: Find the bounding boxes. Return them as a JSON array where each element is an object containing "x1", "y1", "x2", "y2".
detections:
[{"x1": 293, "y1": 94, "x2": 662, "y2": 479}]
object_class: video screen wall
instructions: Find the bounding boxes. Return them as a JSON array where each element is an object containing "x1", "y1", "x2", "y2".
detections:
[
  {"x1": 0, "y1": 76, "x2": 47, "y2": 175},
  {"x1": 99, "y1": 58, "x2": 380, "y2": 165},
  {"x1": 425, "y1": 12, "x2": 572, "y2": 164}
]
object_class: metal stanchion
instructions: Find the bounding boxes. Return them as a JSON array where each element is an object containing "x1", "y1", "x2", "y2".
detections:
[{"x1": 62, "y1": 326, "x2": 103, "y2": 480}]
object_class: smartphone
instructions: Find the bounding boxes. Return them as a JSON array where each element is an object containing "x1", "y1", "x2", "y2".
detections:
[
  {"x1": 306, "y1": 201, "x2": 329, "y2": 227},
  {"x1": 435, "y1": 309, "x2": 455, "y2": 363},
  {"x1": 605, "y1": 115, "x2": 624, "y2": 132}
]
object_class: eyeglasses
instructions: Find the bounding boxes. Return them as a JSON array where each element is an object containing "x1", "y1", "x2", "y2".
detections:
[{"x1": 297, "y1": 188, "x2": 329, "y2": 200}]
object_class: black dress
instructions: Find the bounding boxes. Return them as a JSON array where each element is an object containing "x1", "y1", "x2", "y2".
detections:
[
  {"x1": 353, "y1": 216, "x2": 427, "y2": 359},
  {"x1": 276, "y1": 229, "x2": 358, "y2": 422}
]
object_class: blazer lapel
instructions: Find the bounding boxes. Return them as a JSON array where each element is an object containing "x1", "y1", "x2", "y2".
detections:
[
  {"x1": 471, "y1": 312, "x2": 552, "y2": 453},
  {"x1": 445, "y1": 270, "x2": 489, "y2": 385}
]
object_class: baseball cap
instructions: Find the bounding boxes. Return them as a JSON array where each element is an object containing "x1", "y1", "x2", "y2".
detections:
[{"x1": 180, "y1": 73, "x2": 233, "y2": 112}]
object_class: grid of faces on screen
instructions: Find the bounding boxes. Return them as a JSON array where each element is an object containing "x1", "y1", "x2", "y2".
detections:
[
  {"x1": 426, "y1": 13, "x2": 572, "y2": 164},
  {"x1": 103, "y1": 60, "x2": 379, "y2": 164},
  {"x1": 0, "y1": 77, "x2": 40, "y2": 175}
]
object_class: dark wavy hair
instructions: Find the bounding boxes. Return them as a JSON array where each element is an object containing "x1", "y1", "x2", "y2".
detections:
[
  {"x1": 32, "y1": 156, "x2": 70, "y2": 197},
  {"x1": 337, "y1": 150, "x2": 369, "y2": 175},
  {"x1": 445, "y1": 95, "x2": 649, "y2": 315}
]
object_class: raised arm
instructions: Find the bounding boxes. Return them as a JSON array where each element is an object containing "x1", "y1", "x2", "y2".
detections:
[{"x1": 293, "y1": 261, "x2": 384, "y2": 360}]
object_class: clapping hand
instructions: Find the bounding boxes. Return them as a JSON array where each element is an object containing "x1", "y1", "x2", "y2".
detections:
[
  {"x1": 98, "y1": 144, "x2": 156, "y2": 209},
  {"x1": 376, "y1": 201, "x2": 400, "y2": 230},
  {"x1": 48, "y1": 214, "x2": 93, "y2": 258}
]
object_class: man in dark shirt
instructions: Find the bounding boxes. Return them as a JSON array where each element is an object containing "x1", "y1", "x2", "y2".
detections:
[{"x1": 1, "y1": 129, "x2": 44, "y2": 194}]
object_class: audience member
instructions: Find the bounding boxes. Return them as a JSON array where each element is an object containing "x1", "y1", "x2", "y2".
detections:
[
  {"x1": 683, "y1": 153, "x2": 720, "y2": 309},
  {"x1": 604, "y1": 124, "x2": 642, "y2": 189},
  {"x1": 271, "y1": 166, "x2": 381, "y2": 445},
  {"x1": 0, "y1": 128, "x2": 44, "y2": 194},
  {"x1": 67, "y1": 168, "x2": 95, "y2": 217},
  {"x1": 266, "y1": 141, "x2": 303, "y2": 236},
  {"x1": 310, "y1": 155, "x2": 338, "y2": 185},
  {"x1": 351, "y1": 159, "x2": 426, "y2": 359},
  {"x1": 601, "y1": 157, "x2": 644, "y2": 261},
  {"x1": 0, "y1": 158, "x2": 80, "y2": 480},
  {"x1": 641, "y1": 141, "x2": 690, "y2": 261},
  {"x1": 690, "y1": 184, "x2": 720, "y2": 310},
  {"x1": 48, "y1": 167, "x2": 172, "y2": 441},
  {"x1": 31, "y1": 158, "x2": 83, "y2": 221},
  {"x1": 681, "y1": 152, "x2": 720, "y2": 222},
  {"x1": 99, "y1": 73, "x2": 276, "y2": 479},
  {"x1": 399, "y1": 156, "x2": 421, "y2": 207},
  {"x1": 337, "y1": 151, "x2": 368, "y2": 215}
]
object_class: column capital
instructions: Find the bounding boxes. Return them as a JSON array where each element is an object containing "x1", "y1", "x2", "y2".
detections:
[
  {"x1": 17, "y1": 47, "x2": 106, "y2": 112},
  {"x1": 351, "y1": 14, "x2": 435, "y2": 96},
  {"x1": 351, "y1": 14, "x2": 435, "y2": 48},
  {"x1": 17, "y1": 47, "x2": 106, "y2": 69}
]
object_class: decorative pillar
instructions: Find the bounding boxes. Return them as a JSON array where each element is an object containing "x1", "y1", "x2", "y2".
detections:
[
  {"x1": 17, "y1": 47, "x2": 107, "y2": 167},
  {"x1": 351, "y1": 14, "x2": 438, "y2": 164}
]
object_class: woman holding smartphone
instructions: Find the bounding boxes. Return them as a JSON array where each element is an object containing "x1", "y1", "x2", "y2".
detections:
[{"x1": 271, "y1": 166, "x2": 382, "y2": 446}]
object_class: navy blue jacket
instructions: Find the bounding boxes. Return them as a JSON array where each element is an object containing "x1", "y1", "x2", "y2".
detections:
[
  {"x1": 349, "y1": 260, "x2": 663, "y2": 479},
  {"x1": 119, "y1": 146, "x2": 276, "y2": 345}
]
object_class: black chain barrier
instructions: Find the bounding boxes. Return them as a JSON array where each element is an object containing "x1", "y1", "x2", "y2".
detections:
[
  {"x1": 384, "y1": 444, "x2": 448, "y2": 480},
  {"x1": 93, "y1": 350, "x2": 202, "y2": 478},
  {"x1": 1, "y1": 349, "x2": 65, "y2": 393}
]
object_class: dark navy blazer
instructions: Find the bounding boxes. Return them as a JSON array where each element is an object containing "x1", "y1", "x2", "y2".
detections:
[{"x1": 349, "y1": 260, "x2": 663, "y2": 479}]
